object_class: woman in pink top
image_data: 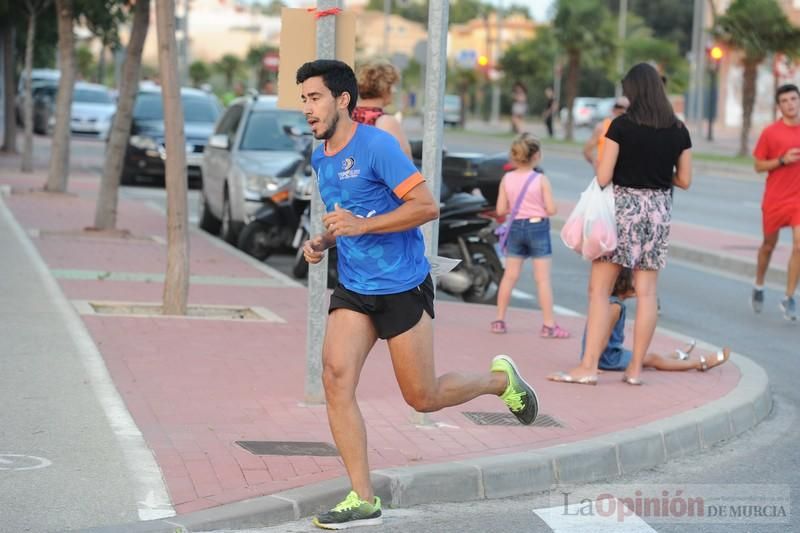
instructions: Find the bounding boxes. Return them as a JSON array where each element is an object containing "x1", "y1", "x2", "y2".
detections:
[{"x1": 491, "y1": 134, "x2": 569, "y2": 338}]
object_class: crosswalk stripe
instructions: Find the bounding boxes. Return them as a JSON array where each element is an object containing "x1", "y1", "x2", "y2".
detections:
[{"x1": 534, "y1": 499, "x2": 658, "y2": 532}]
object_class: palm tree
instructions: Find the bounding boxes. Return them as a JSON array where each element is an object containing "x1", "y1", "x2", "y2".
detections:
[
  {"x1": 712, "y1": 0, "x2": 800, "y2": 156},
  {"x1": 214, "y1": 54, "x2": 243, "y2": 90},
  {"x1": 552, "y1": 0, "x2": 615, "y2": 141}
]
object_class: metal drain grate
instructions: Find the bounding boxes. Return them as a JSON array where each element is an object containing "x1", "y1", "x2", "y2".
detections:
[
  {"x1": 236, "y1": 441, "x2": 339, "y2": 456},
  {"x1": 462, "y1": 412, "x2": 565, "y2": 428}
]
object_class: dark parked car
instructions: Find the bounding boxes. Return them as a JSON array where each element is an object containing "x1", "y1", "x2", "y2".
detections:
[
  {"x1": 410, "y1": 140, "x2": 510, "y2": 205},
  {"x1": 122, "y1": 87, "x2": 222, "y2": 186}
]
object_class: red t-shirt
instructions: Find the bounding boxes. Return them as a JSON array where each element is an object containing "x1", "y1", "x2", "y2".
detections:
[{"x1": 753, "y1": 119, "x2": 800, "y2": 208}]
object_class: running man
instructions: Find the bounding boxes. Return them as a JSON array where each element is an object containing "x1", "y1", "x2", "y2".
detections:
[
  {"x1": 752, "y1": 83, "x2": 800, "y2": 320},
  {"x1": 583, "y1": 96, "x2": 629, "y2": 170},
  {"x1": 296, "y1": 59, "x2": 539, "y2": 530}
]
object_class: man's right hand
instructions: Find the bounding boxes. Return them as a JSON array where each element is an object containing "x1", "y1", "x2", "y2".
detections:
[
  {"x1": 302, "y1": 235, "x2": 328, "y2": 264},
  {"x1": 783, "y1": 147, "x2": 800, "y2": 164}
]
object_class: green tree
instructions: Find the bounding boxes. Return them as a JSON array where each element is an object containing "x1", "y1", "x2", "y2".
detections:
[
  {"x1": 256, "y1": 0, "x2": 284, "y2": 16},
  {"x1": 80, "y1": 0, "x2": 126, "y2": 84},
  {"x1": 602, "y1": 0, "x2": 694, "y2": 57},
  {"x1": 712, "y1": 0, "x2": 800, "y2": 155},
  {"x1": 246, "y1": 43, "x2": 278, "y2": 89},
  {"x1": 553, "y1": 0, "x2": 616, "y2": 140},
  {"x1": 20, "y1": 0, "x2": 53, "y2": 173},
  {"x1": 500, "y1": 27, "x2": 558, "y2": 114},
  {"x1": 188, "y1": 60, "x2": 211, "y2": 87},
  {"x1": 76, "y1": 44, "x2": 94, "y2": 79},
  {"x1": 620, "y1": 12, "x2": 688, "y2": 94},
  {"x1": 214, "y1": 53, "x2": 243, "y2": 90}
]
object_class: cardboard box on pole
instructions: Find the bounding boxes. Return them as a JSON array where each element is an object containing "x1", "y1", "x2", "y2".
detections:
[{"x1": 277, "y1": 8, "x2": 356, "y2": 110}]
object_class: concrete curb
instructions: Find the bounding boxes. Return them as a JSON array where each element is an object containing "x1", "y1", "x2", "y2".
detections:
[{"x1": 78, "y1": 352, "x2": 771, "y2": 532}]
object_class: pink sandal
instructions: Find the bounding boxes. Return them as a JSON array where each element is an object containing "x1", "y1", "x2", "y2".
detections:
[
  {"x1": 490, "y1": 320, "x2": 507, "y2": 334},
  {"x1": 541, "y1": 323, "x2": 570, "y2": 339}
]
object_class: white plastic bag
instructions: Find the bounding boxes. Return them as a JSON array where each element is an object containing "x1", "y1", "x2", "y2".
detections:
[{"x1": 560, "y1": 178, "x2": 617, "y2": 261}]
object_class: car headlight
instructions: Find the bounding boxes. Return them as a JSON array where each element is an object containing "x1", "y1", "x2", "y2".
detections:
[
  {"x1": 244, "y1": 173, "x2": 291, "y2": 197},
  {"x1": 130, "y1": 135, "x2": 159, "y2": 150}
]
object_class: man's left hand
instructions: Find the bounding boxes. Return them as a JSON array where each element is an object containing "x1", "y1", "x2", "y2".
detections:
[{"x1": 322, "y1": 204, "x2": 366, "y2": 237}]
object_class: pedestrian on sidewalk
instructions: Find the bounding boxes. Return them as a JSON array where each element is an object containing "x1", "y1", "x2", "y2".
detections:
[
  {"x1": 510, "y1": 82, "x2": 528, "y2": 134},
  {"x1": 550, "y1": 269, "x2": 730, "y2": 383},
  {"x1": 491, "y1": 133, "x2": 569, "y2": 339},
  {"x1": 542, "y1": 87, "x2": 557, "y2": 138},
  {"x1": 296, "y1": 60, "x2": 540, "y2": 530},
  {"x1": 352, "y1": 59, "x2": 412, "y2": 158},
  {"x1": 583, "y1": 96, "x2": 629, "y2": 171},
  {"x1": 751, "y1": 83, "x2": 800, "y2": 321},
  {"x1": 549, "y1": 63, "x2": 692, "y2": 386}
]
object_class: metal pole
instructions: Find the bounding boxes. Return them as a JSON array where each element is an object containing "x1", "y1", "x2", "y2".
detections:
[
  {"x1": 183, "y1": 0, "x2": 191, "y2": 87},
  {"x1": 420, "y1": 0, "x2": 447, "y2": 256},
  {"x1": 690, "y1": 0, "x2": 706, "y2": 137},
  {"x1": 383, "y1": 0, "x2": 391, "y2": 57},
  {"x1": 707, "y1": 64, "x2": 717, "y2": 141},
  {"x1": 490, "y1": 4, "x2": 502, "y2": 124},
  {"x1": 304, "y1": 0, "x2": 340, "y2": 405},
  {"x1": 615, "y1": 0, "x2": 627, "y2": 97}
]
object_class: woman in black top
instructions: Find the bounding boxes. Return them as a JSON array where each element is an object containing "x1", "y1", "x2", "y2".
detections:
[{"x1": 549, "y1": 63, "x2": 692, "y2": 386}]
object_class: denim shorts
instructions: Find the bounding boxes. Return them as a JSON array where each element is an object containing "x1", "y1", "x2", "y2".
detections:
[{"x1": 506, "y1": 218, "x2": 552, "y2": 258}]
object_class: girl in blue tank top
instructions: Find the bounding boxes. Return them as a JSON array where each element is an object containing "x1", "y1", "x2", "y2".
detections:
[{"x1": 579, "y1": 268, "x2": 732, "y2": 376}]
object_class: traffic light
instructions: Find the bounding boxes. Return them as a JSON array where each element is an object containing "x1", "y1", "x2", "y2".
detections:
[
  {"x1": 708, "y1": 45, "x2": 724, "y2": 66},
  {"x1": 477, "y1": 55, "x2": 489, "y2": 68}
]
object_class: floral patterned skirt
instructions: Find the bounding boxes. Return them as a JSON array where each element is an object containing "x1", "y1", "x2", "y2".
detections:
[{"x1": 600, "y1": 185, "x2": 672, "y2": 271}]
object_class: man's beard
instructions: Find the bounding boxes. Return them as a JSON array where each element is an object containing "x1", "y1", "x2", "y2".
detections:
[{"x1": 315, "y1": 112, "x2": 339, "y2": 141}]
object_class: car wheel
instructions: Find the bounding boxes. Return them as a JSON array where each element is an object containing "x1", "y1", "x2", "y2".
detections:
[
  {"x1": 220, "y1": 189, "x2": 243, "y2": 245},
  {"x1": 198, "y1": 192, "x2": 222, "y2": 234}
]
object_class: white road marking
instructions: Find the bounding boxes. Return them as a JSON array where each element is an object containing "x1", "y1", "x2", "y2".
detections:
[
  {"x1": 0, "y1": 454, "x2": 52, "y2": 471},
  {"x1": 0, "y1": 196, "x2": 175, "y2": 520},
  {"x1": 535, "y1": 500, "x2": 659, "y2": 532},
  {"x1": 511, "y1": 288, "x2": 584, "y2": 317}
]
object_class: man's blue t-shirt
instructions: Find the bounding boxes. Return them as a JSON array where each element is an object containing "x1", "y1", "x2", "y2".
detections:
[{"x1": 311, "y1": 123, "x2": 430, "y2": 295}]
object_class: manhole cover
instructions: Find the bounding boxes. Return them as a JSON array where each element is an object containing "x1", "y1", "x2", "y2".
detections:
[
  {"x1": 236, "y1": 441, "x2": 339, "y2": 456},
  {"x1": 462, "y1": 412, "x2": 565, "y2": 428}
]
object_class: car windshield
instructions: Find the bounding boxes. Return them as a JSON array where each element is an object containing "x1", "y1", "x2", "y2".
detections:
[
  {"x1": 444, "y1": 95, "x2": 460, "y2": 109},
  {"x1": 73, "y1": 88, "x2": 113, "y2": 104},
  {"x1": 133, "y1": 92, "x2": 220, "y2": 123},
  {"x1": 239, "y1": 110, "x2": 310, "y2": 151}
]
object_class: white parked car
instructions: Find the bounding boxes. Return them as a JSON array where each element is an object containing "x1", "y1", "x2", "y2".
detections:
[
  {"x1": 65, "y1": 82, "x2": 116, "y2": 139},
  {"x1": 199, "y1": 95, "x2": 311, "y2": 244}
]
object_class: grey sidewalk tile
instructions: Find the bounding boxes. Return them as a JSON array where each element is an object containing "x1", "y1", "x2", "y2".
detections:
[
  {"x1": 643, "y1": 417, "x2": 702, "y2": 459},
  {"x1": 729, "y1": 402, "x2": 758, "y2": 435},
  {"x1": 275, "y1": 474, "x2": 390, "y2": 519},
  {"x1": 547, "y1": 440, "x2": 620, "y2": 484},
  {"x1": 376, "y1": 462, "x2": 483, "y2": 506},
  {"x1": 458, "y1": 451, "x2": 557, "y2": 499},
  {"x1": 698, "y1": 410, "x2": 734, "y2": 448},
  {"x1": 604, "y1": 428, "x2": 668, "y2": 475},
  {"x1": 171, "y1": 495, "x2": 297, "y2": 531}
]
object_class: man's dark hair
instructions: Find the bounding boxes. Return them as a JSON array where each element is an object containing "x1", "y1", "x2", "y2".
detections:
[
  {"x1": 296, "y1": 59, "x2": 358, "y2": 114},
  {"x1": 775, "y1": 83, "x2": 800, "y2": 103}
]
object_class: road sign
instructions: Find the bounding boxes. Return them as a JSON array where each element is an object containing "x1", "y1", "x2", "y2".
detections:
[
  {"x1": 456, "y1": 49, "x2": 477, "y2": 69},
  {"x1": 262, "y1": 52, "x2": 280, "y2": 72}
]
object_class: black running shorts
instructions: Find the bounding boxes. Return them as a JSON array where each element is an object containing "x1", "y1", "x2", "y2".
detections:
[{"x1": 328, "y1": 274, "x2": 435, "y2": 340}]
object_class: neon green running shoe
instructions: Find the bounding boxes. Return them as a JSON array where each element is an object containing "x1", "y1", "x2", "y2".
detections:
[
  {"x1": 312, "y1": 490, "x2": 382, "y2": 530},
  {"x1": 491, "y1": 354, "x2": 539, "y2": 425}
]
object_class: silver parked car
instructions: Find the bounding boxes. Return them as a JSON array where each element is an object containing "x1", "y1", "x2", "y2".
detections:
[{"x1": 199, "y1": 95, "x2": 311, "y2": 244}]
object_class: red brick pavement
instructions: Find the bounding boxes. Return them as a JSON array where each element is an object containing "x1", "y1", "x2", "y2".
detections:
[{"x1": 1, "y1": 174, "x2": 741, "y2": 515}]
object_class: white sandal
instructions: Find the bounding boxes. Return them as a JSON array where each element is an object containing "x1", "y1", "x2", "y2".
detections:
[
  {"x1": 698, "y1": 347, "x2": 731, "y2": 371},
  {"x1": 674, "y1": 339, "x2": 697, "y2": 361}
]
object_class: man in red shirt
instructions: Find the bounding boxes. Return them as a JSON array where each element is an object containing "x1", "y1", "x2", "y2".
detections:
[{"x1": 752, "y1": 84, "x2": 800, "y2": 320}]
